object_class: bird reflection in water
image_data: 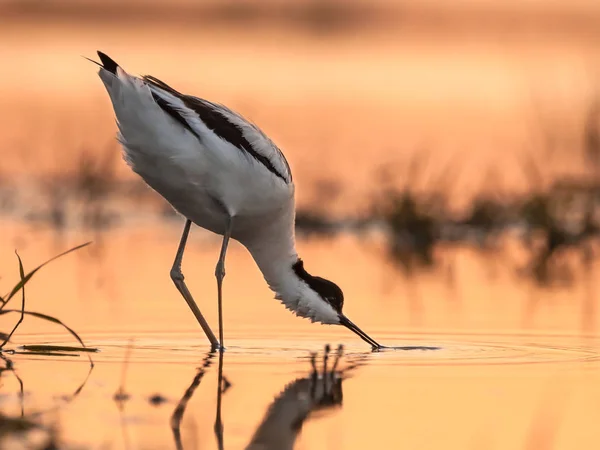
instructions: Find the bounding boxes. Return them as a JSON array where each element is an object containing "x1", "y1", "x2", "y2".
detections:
[
  {"x1": 171, "y1": 344, "x2": 360, "y2": 450},
  {"x1": 246, "y1": 344, "x2": 355, "y2": 450},
  {"x1": 171, "y1": 351, "x2": 230, "y2": 450}
]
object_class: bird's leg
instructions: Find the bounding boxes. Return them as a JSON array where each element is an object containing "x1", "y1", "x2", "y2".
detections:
[
  {"x1": 215, "y1": 216, "x2": 233, "y2": 352},
  {"x1": 310, "y1": 352, "x2": 318, "y2": 399},
  {"x1": 214, "y1": 350, "x2": 225, "y2": 450},
  {"x1": 170, "y1": 219, "x2": 219, "y2": 350},
  {"x1": 331, "y1": 344, "x2": 344, "y2": 373},
  {"x1": 322, "y1": 344, "x2": 330, "y2": 392},
  {"x1": 171, "y1": 353, "x2": 213, "y2": 450}
]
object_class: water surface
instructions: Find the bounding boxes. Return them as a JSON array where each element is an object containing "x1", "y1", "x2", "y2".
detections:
[
  {"x1": 0, "y1": 223, "x2": 599, "y2": 449},
  {"x1": 2, "y1": 10, "x2": 600, "y2": 449}
]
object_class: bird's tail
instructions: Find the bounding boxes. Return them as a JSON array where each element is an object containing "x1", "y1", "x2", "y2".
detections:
[
  {"x1": 84, "y1": 51, "x2": 120, "y2": 73},
  {"x1": 90, "y1": 51, "x2": 131, "y2": 92},
  {"x1": 96, "y1": 51, "x2": 119, "y2": 75},
  {"x1": 89, "y1": 50, "x2": 178, "y2": 155}
]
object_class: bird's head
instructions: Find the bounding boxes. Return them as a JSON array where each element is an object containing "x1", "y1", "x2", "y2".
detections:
[{"x1": 289, "y1": 260, "x2": 382, "y2": 350}]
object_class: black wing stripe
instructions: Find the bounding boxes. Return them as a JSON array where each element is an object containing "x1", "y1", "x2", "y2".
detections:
[
  {"x1": 150, "y1": 92, "x2": 201, "y2": 139},
  {"x1": 144, "y1": 75, "x2": 288, "y2": 183},
  {"x1": 144, "y1": 75, "x2": 180, "y2": 96},
  {"x1": 182, "y1": 97, "x2": 288, "y2": 183}
]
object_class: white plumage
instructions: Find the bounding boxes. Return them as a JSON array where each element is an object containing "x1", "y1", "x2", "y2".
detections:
[{"x1": 93, "y1": 51, "x2": 381, "y2": 351}]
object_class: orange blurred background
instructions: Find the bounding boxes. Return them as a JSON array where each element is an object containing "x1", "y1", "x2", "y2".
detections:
[{"x1": 1, "y1": 1, "x2": 600, "y2": 449}]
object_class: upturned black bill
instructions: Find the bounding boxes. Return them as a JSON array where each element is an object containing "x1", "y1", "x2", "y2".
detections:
[{"x1": 339, "y1": 315, "x2": 382, "y2": 350}]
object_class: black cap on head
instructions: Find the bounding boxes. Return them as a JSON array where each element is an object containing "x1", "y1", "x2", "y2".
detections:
[
  {"x1": 292, "y1": 258, "x2": 382, "y2": 350},
  {"x1": 292, "y1": 259, "x2": 344, "y2": 313}
]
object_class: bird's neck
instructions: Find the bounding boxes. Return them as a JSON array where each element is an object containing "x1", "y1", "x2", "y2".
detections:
[
  {"x1": 247, "y1": 379, "x2": 314, "y2": 449},
  {"x1": 240, "y1": 210, "x2": 306, "y2": 307},
  {"x1": 245, "y1": 233, "x2": 340, "y2": 324},
  {"x1": 244, "y1": 226, "x2": 301, "y2": 301},
  {"x1": 241, "y1": 206, "x2": 340, "y2": 324}
]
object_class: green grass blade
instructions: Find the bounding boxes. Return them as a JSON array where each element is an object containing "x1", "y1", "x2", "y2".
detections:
[
  {"x1": 0, "y1": 309, "x2": 93, "y2": 365},
  {"x1": 0, "y1": 252, "x2": 27, "y2": 347},
  {"x1": 1, "y1": 242, "x2": 91, "y2": 308},
  {"x1": 19, "y1": 345, "x2": 99, "y2": 353},
  {"x1": 13, "y1": 351, "x2": 79, "y2": 357},
  {"x1": 17, "y1": 251, "x2": 25, "y2": 281}
]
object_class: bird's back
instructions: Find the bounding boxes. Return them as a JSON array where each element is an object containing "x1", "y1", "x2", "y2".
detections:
[{"x1": 96, "y1": 52, "x2": 294, "y2": 236}]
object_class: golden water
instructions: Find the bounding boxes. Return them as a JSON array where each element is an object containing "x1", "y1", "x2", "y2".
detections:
[
  {"x1": 1, "y1": 222, "x2": 599, "y2": 449},
  {"x1": 2, "y1": 9, "x2": 600, "y2": 449}
]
